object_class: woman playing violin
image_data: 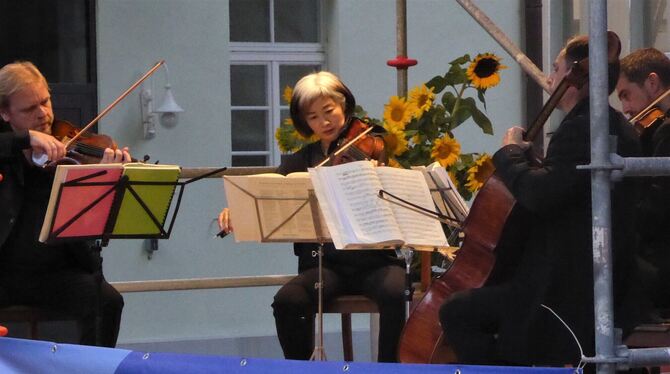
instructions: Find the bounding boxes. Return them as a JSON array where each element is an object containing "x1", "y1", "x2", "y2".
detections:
[
  {"x1": 438, "y1": 35, "x2": 645, "y2": 369},
  {"x1": 218, "y1": 71, "x2": 405, "y2": 362},
  {"x1": 0, "y1": 61, "x2": 127, "y2": 347},
  {"x1": 616, "y1": 48, "x2": 670, "y2": 312}
]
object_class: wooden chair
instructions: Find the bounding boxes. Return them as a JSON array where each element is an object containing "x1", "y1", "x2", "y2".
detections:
[
  {"x1": 323, "y1": 294, "x2": 379, "y2": 361},
  {"x1": 0, "y1": 305, "x2": 77, "y2": 340},
  {"x1": 322, "y1": 254, "x2": 433, "y2": 362}
]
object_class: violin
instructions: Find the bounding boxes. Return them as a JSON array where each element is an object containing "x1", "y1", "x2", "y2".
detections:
[
  {"x1": 629, "y1": 86, "x2": 670, "y2": 133},
  {"x1": 51, "y1": 119, "x2": 120, "y2": 164},
  {"x1": 318, "y1": 118, "x2": 387, "y2": 166},
  {"x1": 633, "y1": 106, "x2": 666, "y2": 133}
]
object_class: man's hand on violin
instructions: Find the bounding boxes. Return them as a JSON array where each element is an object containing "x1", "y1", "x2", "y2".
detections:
[
  {"x1": 101, "y1": 147, "x2": 132, "y2": 164},
  {"x1": 28, "y1": 130, "x2": 66, "y2": 161},
  {"x1": 502, "y1": 126, "x2": 531, "y2": 150}
]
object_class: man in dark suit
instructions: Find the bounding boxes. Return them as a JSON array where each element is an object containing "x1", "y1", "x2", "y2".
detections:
[
  {"x1": 439, "y1": 35, "x2": 644, "y2": 368},
  {"x1": 617, "y1": 48, "x2": 670, "y2": 312},
  {"x1": 0, "y1": 61, "x2": 127, "y2": 347}
]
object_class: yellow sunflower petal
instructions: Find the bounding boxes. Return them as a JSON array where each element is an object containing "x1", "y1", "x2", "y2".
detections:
[
  {"x1": 383, "y1": 96, "x2": 413, "y2": 129},
  {"x1": 283, "y1": 86, "x2": 293, "y2": 105},
  {"x1": 466, "y1": 53, "x2": 506, "y2": 90},
  {"x1": 465, "y1": 154, "x2": 495, "y2": 192},
  {"x1": 408, "y1": 84, "x2": 435, "y2": 116},
  {"x1": 431, "y1": 135, "x2": 461, "y2": 168},
  {"x1": 383, "y1": 125, "x2": 409, "y2": 156},
  {"x1": 387, "y1": 158, "x2": 402, "y2": 168}
]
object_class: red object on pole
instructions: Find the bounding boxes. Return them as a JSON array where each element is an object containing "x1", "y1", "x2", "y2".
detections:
[
  {"x1": 0, "y1": 325, "x2": 8, "y2": 337},
  {"x1": 386, "y1": 56, "x2": 418, "y2": 69}
]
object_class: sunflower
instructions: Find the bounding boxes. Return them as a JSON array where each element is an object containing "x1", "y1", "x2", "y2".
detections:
[
  {"x1": 282, "y1": 85, "x2": 293, "y2": 105},
  {"x1": 465, "y1": 153, "x2": 495, "y2": 192},
  {"x1": 431, "y1": 135, "x2": 461, "y2": 167},
  {"x1": 408, "y1": 84, "x2": 435, "y2": 117},
  {"x1": 387, "y1": 157, "x2": 402, "y2": 168},
  {"x1": 448, "y1": 170, "x2": 460, "y2": 190},
  {"x1": 383, "y1": 124, "x2": 409, "y2": 156},
  {"x1": 383, "y1": 95, "x2": 413, "y2": 130},
  {"x1": 466, "y1": 53, "x2": 506, "y2": 90}
]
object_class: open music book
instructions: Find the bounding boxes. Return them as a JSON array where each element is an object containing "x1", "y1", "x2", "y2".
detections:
[{"x1": 308, "y1": 161, "x2": 450, "y2": 251}]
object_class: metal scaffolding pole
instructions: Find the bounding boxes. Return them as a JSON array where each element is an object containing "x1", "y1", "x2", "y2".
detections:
[
  {"x1": 581, "y1": 2, "x2": 670, "y2": 372},
  {"x1": 587, "y1": 2, "x2": 616, "y2": 373}
]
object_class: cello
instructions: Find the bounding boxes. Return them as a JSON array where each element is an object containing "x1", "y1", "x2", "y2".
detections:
[{"x1": 396, "y1": 31, "x2": 621, "y2": 364}]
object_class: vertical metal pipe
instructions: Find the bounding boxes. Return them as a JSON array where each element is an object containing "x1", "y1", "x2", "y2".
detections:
[
  {"x1": 588, "y1": 1, "x2": 615, "y2": 373},
  {"x1": 396, "y1": 0, "x2": 408, "y2": 97},
  {"x1": 524, "y1": 0, "x2": 544, "y2": 152}
]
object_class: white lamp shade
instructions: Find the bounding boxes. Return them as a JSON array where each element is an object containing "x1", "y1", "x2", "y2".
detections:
[{"x1": 154, "y1": 85, "x2": 184, "y2": 113}]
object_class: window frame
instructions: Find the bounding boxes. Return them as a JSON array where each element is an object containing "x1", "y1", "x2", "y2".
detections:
[{"x1": 229, "y1": 0, "x2": 325, "y2": 166}]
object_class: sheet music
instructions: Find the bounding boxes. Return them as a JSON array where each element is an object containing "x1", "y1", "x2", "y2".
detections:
[
  {"x1": 427, "y1": 162, "x2": 469, "y2": 219},
  {"x1": 309, "y1": 161, "x2": 403, "y2": 249},
  {"x1": 376, "y1": 167, "x2": 450, "y2": 249}
]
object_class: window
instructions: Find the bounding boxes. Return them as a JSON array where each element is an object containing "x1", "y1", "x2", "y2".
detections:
[
  {"x1": 643, "y1": 0, "x2": 669, "y2": 52},
  {"x1": 229, "y1": 0, "x2": 324, "y2": 166}
]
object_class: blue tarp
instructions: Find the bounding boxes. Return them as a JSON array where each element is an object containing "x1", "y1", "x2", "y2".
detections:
[{"x1": 0, "y1": 337, "x2": 581, "y2": 374}]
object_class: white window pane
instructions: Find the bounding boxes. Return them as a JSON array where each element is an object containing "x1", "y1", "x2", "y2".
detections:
[
  {"x1": 232, "y1": 155, "x2": 268, "y2": 166},
  {"x1": 231, "y1": 65, "x2": 267, "y2": 106},
  {"x1": 274, "y1": 0, "x2": 318, "y2": 42},
  {"x1": 229, "y1": 0, "x2": 270, "y2": 42},
  {"x1": 646, "y1": 0, "x2": 670, "y2": 51},
  {"x1": 232, "y1": 110, "x2": 268, "y2": 151}
]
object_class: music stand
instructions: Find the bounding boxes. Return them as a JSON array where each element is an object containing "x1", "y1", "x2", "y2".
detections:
[
  {"x1": 378, "y1": 189, "x2": 462, "y2": 319},
  {"x1": 42, "y1": 166, "x2": 226, "y2": 245},
  {"x1": 307, "y1": 190, "x2": 330, "y2": 361}
]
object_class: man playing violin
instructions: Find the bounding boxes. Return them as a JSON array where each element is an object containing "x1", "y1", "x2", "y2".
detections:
[
  {"x1": 617, "y1": 48, "x2": 670, "y2": 312},
  {"x1": 218, "y1": 71, "x2": 405, "y2": 362},
  {"x1": 0, "y1": 61, "x2": 128, "y2": 347},
  {"x1": 439, "y1": 35, "x2": 644, "y2": 369}
]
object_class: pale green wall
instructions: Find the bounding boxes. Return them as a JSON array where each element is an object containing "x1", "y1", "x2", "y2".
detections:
[
  {"x1": 327, "y1": 0, "x2": 524, "y2": 156},
  {"x1": 96, "y1": 0, "x2": 524, "y2": 347}
]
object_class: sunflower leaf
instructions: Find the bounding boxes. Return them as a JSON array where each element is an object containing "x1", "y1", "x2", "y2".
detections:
[
  {"x1": 441, "y1": 92, "x2": 456, "y2": 114},
  {"x1": 450, "y1": 54, "x2": 471, "y2": 65},
  {"x1": 477, "y1": 89, "x2": 487, "y2": 110},
  {"x1": 444, "y1": 64, "x2": 468, "y2": 86},
  {"x1": 426, "y1": 75, "x2": 448, "y2": 94},
  {"x1": 452, "y1": 97, "x2": 475, "y2": 127},
  {"x1": 470, "y1": 105, "x2": 494, "y2": 135}
]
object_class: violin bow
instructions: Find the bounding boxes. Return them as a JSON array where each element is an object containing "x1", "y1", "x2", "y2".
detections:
[{"x1": 63, "y1": 60, "x2": 166, "y2": 149}]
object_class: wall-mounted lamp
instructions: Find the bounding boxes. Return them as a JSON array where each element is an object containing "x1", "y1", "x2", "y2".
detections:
[{"x1": 140, "y1": 62, "x2": 184, "y2": 139}]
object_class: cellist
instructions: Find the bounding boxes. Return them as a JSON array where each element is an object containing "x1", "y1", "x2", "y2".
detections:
[
  {"x1": 616, "y1": 48, "x2": 670, "y2": 312},
  {"x1": 438, "y1": 35, "x2": 647, "y2": 368},
  {"x1": 0, "y1": 61, "x2": 128, "y2": 346}
]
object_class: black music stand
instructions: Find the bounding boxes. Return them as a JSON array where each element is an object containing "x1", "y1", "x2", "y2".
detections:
[{"x1": 42, "y1": 166, "x2": 226, "y2": 245}]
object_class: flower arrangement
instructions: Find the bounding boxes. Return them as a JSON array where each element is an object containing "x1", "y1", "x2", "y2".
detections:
[{"x1": 275, "y1": 53, "x2": 505, "y2": 201}]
